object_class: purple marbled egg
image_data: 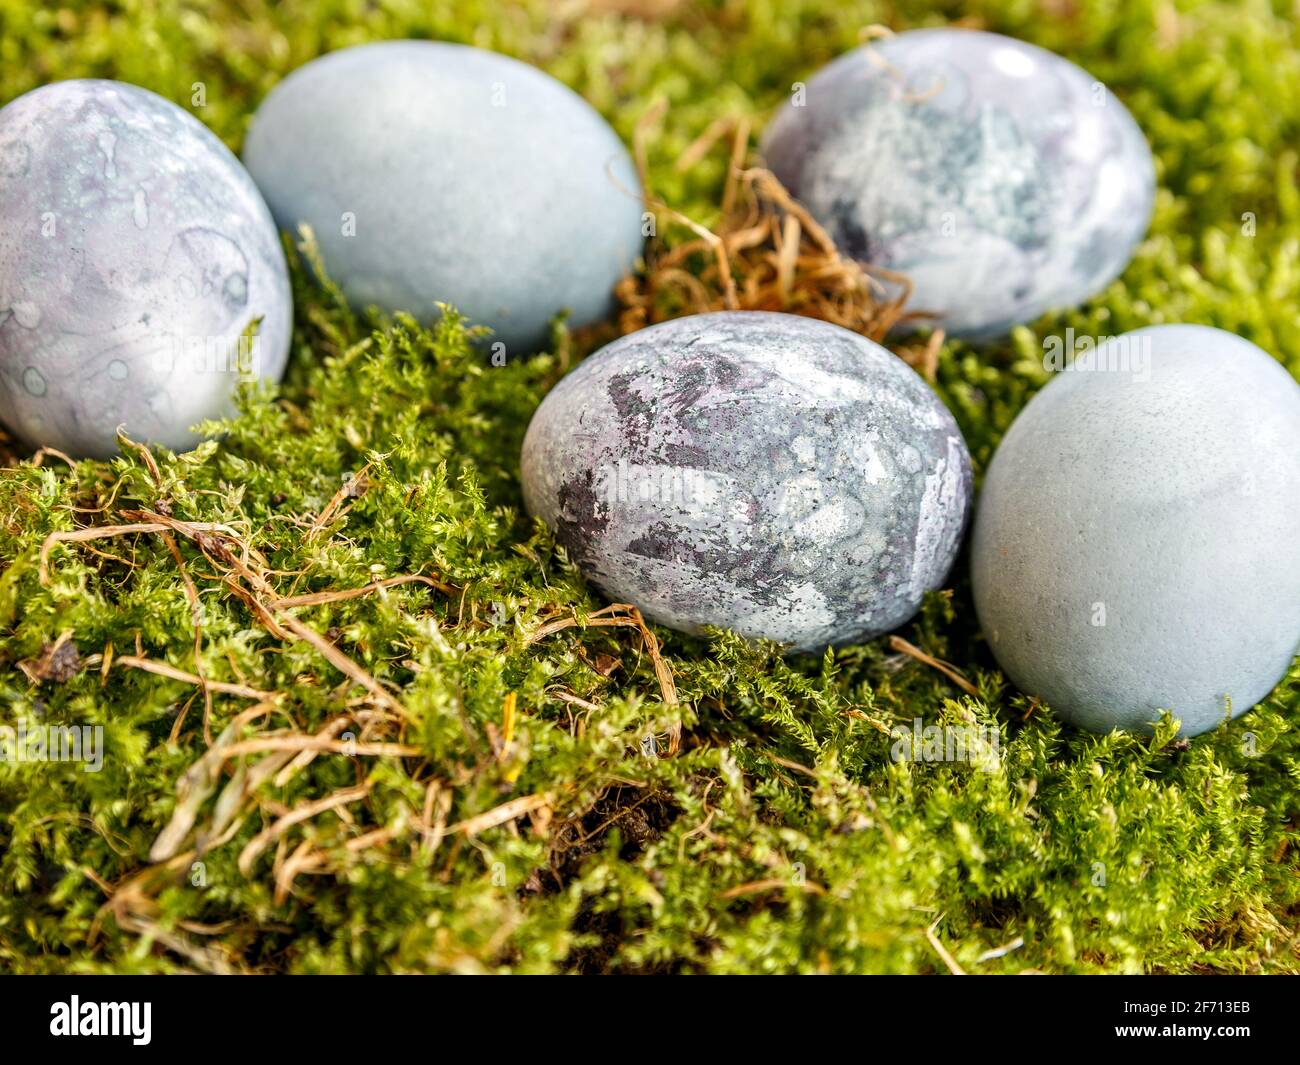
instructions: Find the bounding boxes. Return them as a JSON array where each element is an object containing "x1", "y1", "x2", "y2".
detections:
[
  {"x1": 521, "y1": 311, "x2": 972, "y2": 651},
  {"x1": 0, "y1": 80, "x2": 291, "y2": 458},
  {"x1": 762, "y1": 29, "x2": 1155, "y2": 337}
]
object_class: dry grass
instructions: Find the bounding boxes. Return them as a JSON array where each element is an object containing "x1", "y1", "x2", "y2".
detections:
[{"x1": 601, "y1": 109, "x2": 948, "y2": 381}]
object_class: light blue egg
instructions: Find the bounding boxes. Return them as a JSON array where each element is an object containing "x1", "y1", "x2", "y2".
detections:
[
  {"x1": 972, "y1": 324, "x2": 1300, "y2": 736},
  {"x1": 0, "y1": 80, "x2": 292, "y2": 458},
  {"x1": 762, "y1": 29, "x2": 1155, "y2": 338},
  {"x1": 244, "y1": 41, "x2": 644, "y2": 353}
]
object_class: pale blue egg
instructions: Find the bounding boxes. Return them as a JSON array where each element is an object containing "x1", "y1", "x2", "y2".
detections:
[
  {"x1": 972, "y1": 325, "x2": 1300, "y2": 736},
  {"x1": 244, "y1": 41, "x2": 644, "y2": 353}
]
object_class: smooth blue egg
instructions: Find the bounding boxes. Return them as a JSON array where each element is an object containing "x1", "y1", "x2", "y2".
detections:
[
  {"x1": 244, "y1": 41, "x2": 644, "y2": 353},
  {"x1": 972, "y1": 325, "x2": 1300, "y2": 736}
]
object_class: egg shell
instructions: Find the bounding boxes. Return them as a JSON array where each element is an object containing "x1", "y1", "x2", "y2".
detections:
[
  {"x1": 761, "y1": 28, "x2": 1155, "y2": 337},
  {"x1": 243, "y1": 41, "x2": 644, "y2": 353},
  {"x1": 0, "y1": 80, "x2": 292, "y2": 459},
  {"x1": 521, "y1": 311, "x2": 973, "y2": 652},
  {"x1": 972, "y1": 324, "x2": 1300, "y2": 736}
]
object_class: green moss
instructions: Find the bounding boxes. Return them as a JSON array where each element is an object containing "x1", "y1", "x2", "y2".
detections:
[{"x1": 1, "y1": 0, "x2": 1298, "y2": 973}]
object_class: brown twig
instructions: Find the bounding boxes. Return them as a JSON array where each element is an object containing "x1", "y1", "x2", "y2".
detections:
[
  {"x1": 238, "y1": 785, "x2": 371, "y2": 876},
  {"x1": 268, "y1": 573, "x2": 453, "y2": 609},
  {"x1": 115, "y1": 655, "x2": 273, "y2": 700},
  {"x1": 721, "y1": 877, "x2": 827, "y2": 899},
  {"x1": 888, "y1": 635, "x2": 979, "y2": 697},
  {"x1": 307, "y1": 463, "x2": 372, "y2": 542},
  {"x1": 925, "y1": 914, "x2": 966, "y2": 975},
  {"x1": 446, "y1": 793, "x2": 553, "y2": 837},
  {"x1": 527, "y1": 603, "x2": 681, "y2": 753}
]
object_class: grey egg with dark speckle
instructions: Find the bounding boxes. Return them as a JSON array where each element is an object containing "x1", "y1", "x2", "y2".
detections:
[
  {"x1": 522, "y1": 311, "x2": 973, "y2": 651},
  {"x1": 243, "y1": 41, "x2": 644, "y2": 353},
  {"x1": 972, "y1": 324, "x2": 1300, "y2": 736},
  {"x1": 0, "y1": 80, "x2": 292, "y2": 458},
  {"x1": 762, "y1": 28, "x2": 1155, "y2": 337}
]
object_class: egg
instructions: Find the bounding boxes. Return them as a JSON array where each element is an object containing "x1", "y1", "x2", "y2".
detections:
[
  {"x1": 0, "y1": 80, "x2": 292, "y2": 459},
  {"x1": 243, "y1": 41, "x2": 644, "y2": 353},
  {"x1": 521, "y1": 311, "x2": 972, "y2": 651},
  {"x1": 761, "y1": 28, "x2": 1155, "y2": 338},
  {"x1": 972, "y1": 325, "x2": 1300, "y2": 736}
]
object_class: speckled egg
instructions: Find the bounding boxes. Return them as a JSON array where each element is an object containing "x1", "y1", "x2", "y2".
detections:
[
  {"x1": 972, "y1": 325, "x2": 1300, "y2": 736},
  {"x1": 522, "y1": 311, "x2": 973, "y2": 651},
  {"x1": 0, "y1": 80, "x2": 291, "y2": 459},
  {"x1": 761, "y1": 28, "x2": 1155, "y2": 337},
  {"x1": 243, "y1": 41, "x2": 644, "y2": 353}
]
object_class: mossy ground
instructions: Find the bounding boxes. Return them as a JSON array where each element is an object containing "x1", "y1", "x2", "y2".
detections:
[{"x1": 2, "y1": 0, "x2": 1299, "y2": 974}]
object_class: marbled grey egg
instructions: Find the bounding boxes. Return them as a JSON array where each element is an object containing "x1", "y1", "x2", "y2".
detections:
[
  {"x1": 0, "y1": 80, "x2": 291, "y2": 459},
  {"x1": 972, "y1": 325, "x2": 1300, "y2": 736},
  {"x1": 521, "y1": 311, "x2": 973, "y2": 651},
  {"x1": 243, "y1": 41, "x2": 644, "y2": 353},
  {"x1": 761, "y1": 29, "x2": 1155, "y2": 337}
]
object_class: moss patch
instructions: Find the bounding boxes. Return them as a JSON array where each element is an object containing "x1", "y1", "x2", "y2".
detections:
[{"x1": 1, "y1": 0, "x2": 1298, "y2": 973}]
